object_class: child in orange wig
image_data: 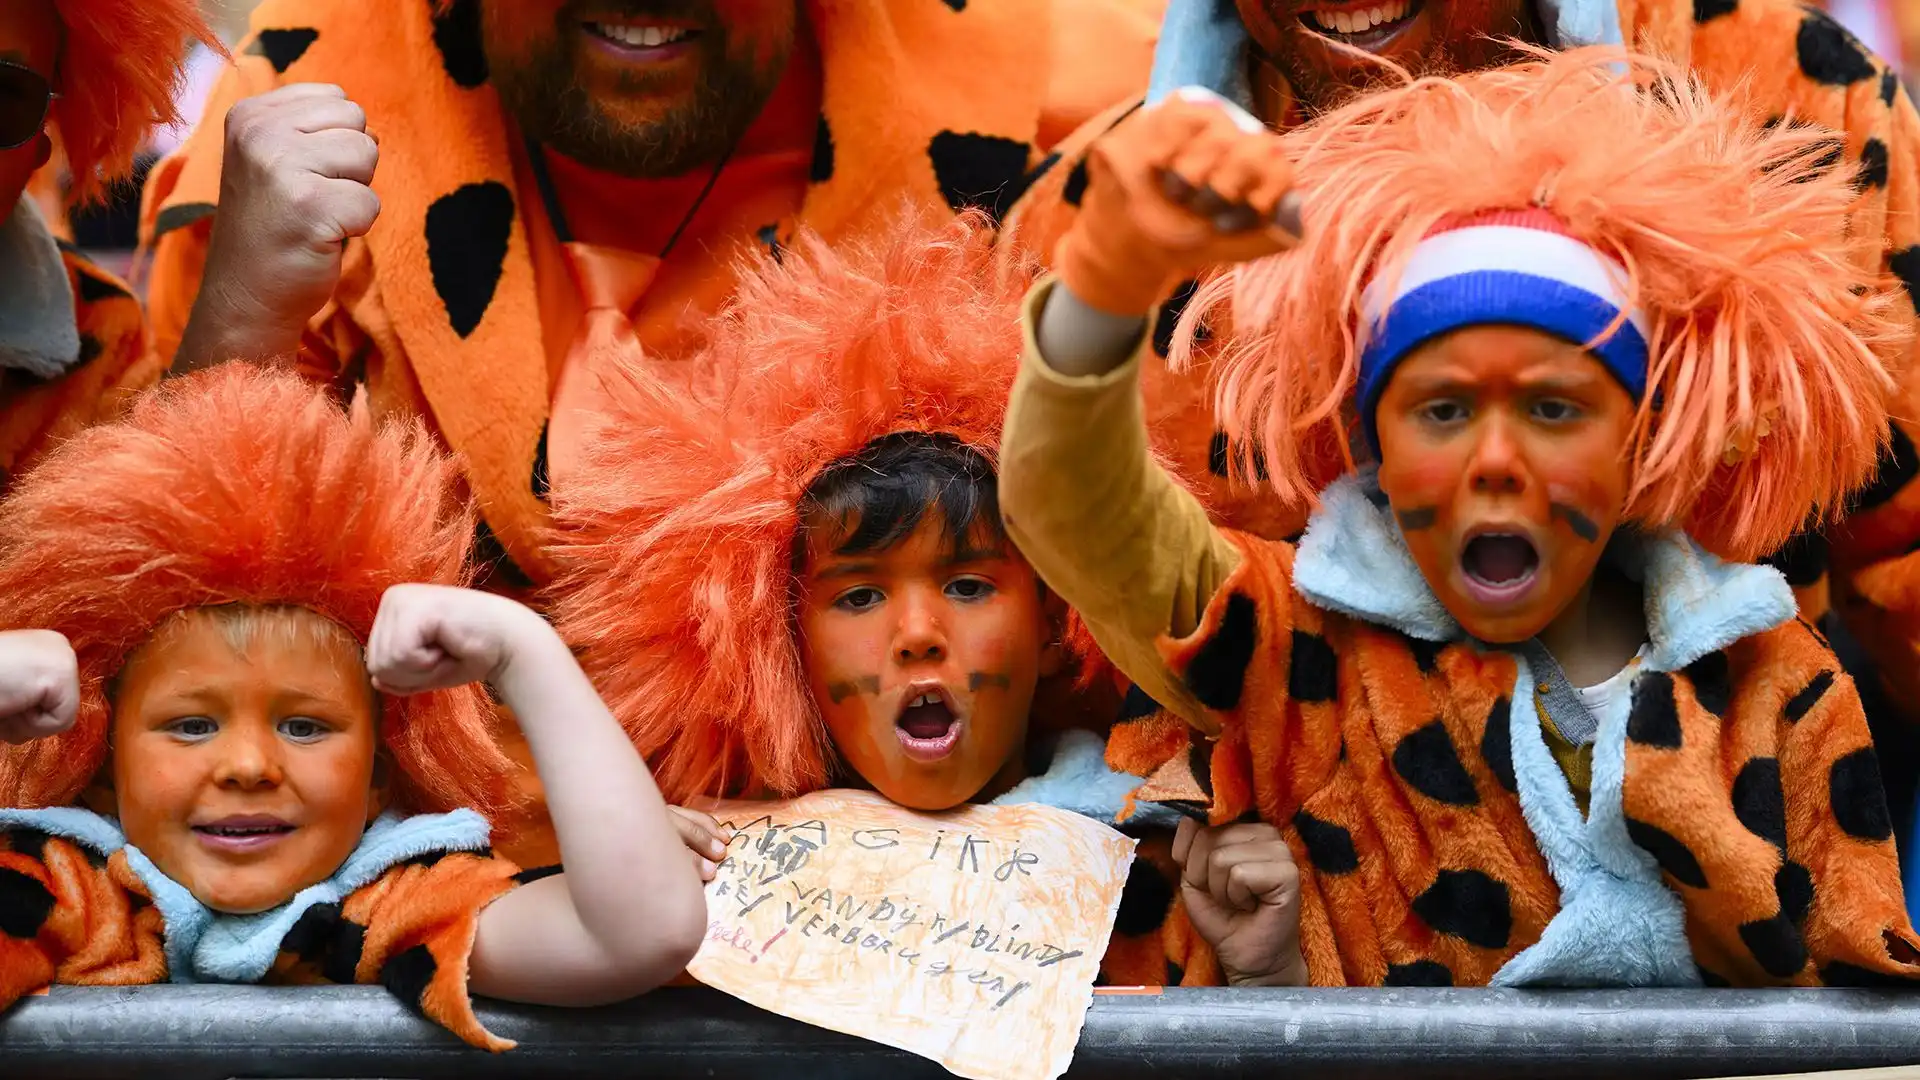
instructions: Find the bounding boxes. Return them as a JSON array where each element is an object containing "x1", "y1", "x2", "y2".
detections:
[
  {"x1": 1, "y1": 0, "x2": 218, "y2": 491},
  {"x1": 1001, "y1": 47, "x2": 1920, "y2": 988},
  {"x1": 549, "y1": 214, "x2": 1307, "y2": 988},
  {"x1": 0, "y1": 365, "x2": 707, "y2": 1048}
]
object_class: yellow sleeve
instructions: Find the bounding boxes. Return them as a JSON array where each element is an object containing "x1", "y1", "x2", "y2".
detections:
[{"x1": 999, "y1": 277, "x2": 1242, "y2": 726}]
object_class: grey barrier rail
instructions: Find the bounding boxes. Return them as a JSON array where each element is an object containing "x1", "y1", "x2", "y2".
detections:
[{"x1": 5, "y1": 985, "x2": 1920, "y2": 1080}]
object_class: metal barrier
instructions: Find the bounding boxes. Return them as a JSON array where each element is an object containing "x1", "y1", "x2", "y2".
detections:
[{"x1": 4, "y1": 985, "x2": 1920, "y2": 1079}]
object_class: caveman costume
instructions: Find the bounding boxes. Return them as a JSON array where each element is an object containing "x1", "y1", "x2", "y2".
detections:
[
  {"x1": 1, "y1": 0, "x2": 214, "y2": 494},
  {"x1": 0, "y1": 367, "x2": 539, "y2": 1050},
  {"x1": 1004, "y1": 0, "x2": 1920, "y2": 704},
  {"x1": 547, "y1": 216, "x2": 1220, "y2": 987},
  {"x1": 140, "y1": 0, "x2": 1165, "y2": 588},
  {"x1": 1001, "y1": 50, "x2": 1920, "y2": 988}
]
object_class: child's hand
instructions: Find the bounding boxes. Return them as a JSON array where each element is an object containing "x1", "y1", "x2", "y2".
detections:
[
  {"x1": 0, "y1": 630, "x2": 80, "y2": 745},
  {"x1": 366, "y1": 584, "x2": 537, "y2": 695},
  {"x1": 669, "y1": 806, "x2": 731, "y2": 883},
  {"x1": 1055, "y1": 87, "x2": 1301, "y2": 317},
  {"x1": 1172, "y1": 816, "x2": 1308, "y2": 987}
]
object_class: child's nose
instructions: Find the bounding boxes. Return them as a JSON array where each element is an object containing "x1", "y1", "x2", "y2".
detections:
[
  {"x1": 213, "y1": 726, "x2": 285, "y2": 789},
  {"x1": 1467, "y1": 416, "x2": 1529, "y2": 496},
  {"x1": 893, "y1": 591, "x2": 948, "y2": 663}
]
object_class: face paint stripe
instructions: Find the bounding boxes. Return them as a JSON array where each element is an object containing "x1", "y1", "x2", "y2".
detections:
[
  {"x1": 967, "y1": 672, "x2": 1013, "y2": 692},
  {"x1": 1395, "y1": 507, "x2": 1438, "y2": 531},
  {"x1": 1550, "y1": 503, "x2": 1600, "y2": 543}
]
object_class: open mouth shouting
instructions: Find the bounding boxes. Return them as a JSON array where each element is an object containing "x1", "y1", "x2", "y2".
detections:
[
  {"x1": 192, "y1": 814, "x2": 297, "y2": 854},
  {"x1": 1296, "y1": 0, "x2": 1422, "y2": 48},
  {"x1": 1459, "y1": 527, "x2": 1540, "y2": 608},
  {"x1": 895, "y1": 682, "x2": 965, "y2": 762}
]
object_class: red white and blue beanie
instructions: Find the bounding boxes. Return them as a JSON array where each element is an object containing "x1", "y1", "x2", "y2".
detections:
[{"x1": 1356, "y1": 208, "x2": 1650, "y2": 447}]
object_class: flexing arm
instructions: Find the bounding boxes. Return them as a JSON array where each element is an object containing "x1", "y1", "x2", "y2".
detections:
[{"x1": 366, "y1": 585, "x2": 706, "y2": 1006}]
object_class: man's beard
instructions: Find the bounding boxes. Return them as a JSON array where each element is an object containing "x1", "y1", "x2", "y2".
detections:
[{"x1": 491, "y1": 14, "x2": 788, "y2": 178}]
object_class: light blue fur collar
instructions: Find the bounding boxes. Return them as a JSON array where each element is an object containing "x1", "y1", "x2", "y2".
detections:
[
  {"x1": 0, "y1": 806, "x2": 493, "y2": 983},
  {"x1": 1146, "y1": 0, "x2": 1626, "y2": 108},
  {"x1": 991, "y1": 728, "x2": 1184, "y2": 830},
  {"x1": 0, "y1": 196, "x2": 81, "y2": 379}
]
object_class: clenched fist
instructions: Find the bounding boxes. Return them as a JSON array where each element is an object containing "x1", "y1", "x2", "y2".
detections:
[
  {"x1": 178, "y1": 83, "x2": 380, "y2": 371},
  {"x1": 366, "y1": 584, "x2": 540, "y2": 697},
  {"x1": 1172, "y1": 816, "x2": 1308, "y2": 987},
  {"x1": 1056, "y1": 87, "x2": 1301, "y2": 318},
  {"x1": 0, "y1": 629, "x2": 79, "y2": 745}
]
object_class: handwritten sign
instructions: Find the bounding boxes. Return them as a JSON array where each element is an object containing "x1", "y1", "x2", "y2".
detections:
[{"x1": 688, "y1": 790, "x2": 1137, "y2": 1080}]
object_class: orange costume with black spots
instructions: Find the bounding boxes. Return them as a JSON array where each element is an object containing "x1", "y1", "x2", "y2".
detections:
[
  {"x1": 0, "y1": 367, "x2": 534, "y2": 1050},
  {"x1": 1000, "y1": 51, "x2": 1920, "y2": 988},
  {"x1": 1, "y1": 0, "x2": 216, "y2": 494},
  {"x1": 141, "y1": 0, "x2": 1165, "y2": 588}
]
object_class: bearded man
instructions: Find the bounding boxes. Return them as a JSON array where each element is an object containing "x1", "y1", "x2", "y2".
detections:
[{"x1": 142, "y1": 0, "x2": 1163, "y2": 588}]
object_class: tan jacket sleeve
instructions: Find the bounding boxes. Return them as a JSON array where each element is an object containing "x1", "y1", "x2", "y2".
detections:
[{"x1": 1000, "y1": 277, "x2": 1242, "y2": 727}]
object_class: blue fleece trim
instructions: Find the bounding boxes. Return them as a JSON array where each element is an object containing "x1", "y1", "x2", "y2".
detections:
[
  {"x1": 1294, "y1": 473, "x2": 1458, "y2": 643},
  {"x1": 992, "y1": 728, "x2": 1184, "y2": 830},
  {"x1": 0, "y1": 806, "x2": 493, "y2": 984}
]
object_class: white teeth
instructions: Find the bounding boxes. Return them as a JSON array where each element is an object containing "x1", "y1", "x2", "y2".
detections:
[
  {"x1": 909, "y1": 693, "x2": 937, "y2": 708},
  {"x1": 594, "y1": 23, "x2": 689, "y2": 48},
  {"x1": 1308, "y1": 1, "x2": 1411, "y2": 34}
]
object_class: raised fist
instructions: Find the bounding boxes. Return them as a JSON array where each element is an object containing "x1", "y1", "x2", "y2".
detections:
[
  {"x1": 1055, "y1": 87, "x2": 1301, "y2": 318},
  {"x1": 366, "y1": 584, "x2": 539, "y2": 697},
  {"x1": 1172, "y1": 815, "x2": 1308, "y2": 987},
  {"x1": 180, "y1": 84, "x2": 380, "y2": 369},
  {"x1": 0, "y1": 630, "x2": 79, "y2": 745}
]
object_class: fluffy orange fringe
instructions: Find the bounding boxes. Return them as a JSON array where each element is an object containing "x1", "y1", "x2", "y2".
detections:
[
  {"x1": 1177, "y1": 46, "x2": 1912, "y2": 561},
  {"x1": 0, "y1": 366, "x2": 518, "y2": 820},
  {"x1": 550, "y1": 213, "x2": 1040, "y2": 803},
  {"x1": 51, "y1": 0, "x2": 218, "y2": 203}
]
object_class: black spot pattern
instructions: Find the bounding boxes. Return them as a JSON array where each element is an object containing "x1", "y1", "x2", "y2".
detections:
[
  {"x1": 1288, "y1": 630, "x2": 1338, "y2": 704},
  {"x1": 281, "y1": 901, "x2": 367, "y2": 984},
  {"x1": 1625, "y1": 817, "x2": 1708, "y2": 889},
  {"x1": 1785, "y1": 670, "x2": 1835, "y2": 723},
  {"x1": 75, "y1": 335, "x2": 102, "y2": 367},
  {"x1": 1412, "y1": 869, "x2": 1511, "y2": 949},
  {"x1": 810, "y1": 116, "x2": 835, "y2": 184},
  {"x1": 1822, "y1": 959, "x2": 1920, "y2": 987},
  {"x1": 1830, "y1": 746, "x2": 1894, "y2": 841},
  {"x1": 1859, "y1": 138, "x2": 1891, "y2": 189},
  {"x1": 1797, "y1": 9, "x2": 1877, "y2": 86},
  {"x1": 430, "y1": 0, "x2": 489, "y2": 88},
  {"x1": 1166, "y1": 959, "x2": 1185, "y2": 985},
  {"x1": 757, "y1": 223, "x2": 785, "y2": 264},
  {"x1": 1393, "y1": 721, "x2": 1480, "y2": 806},
  {"x1": 3, "y1": 829, "x2": 48, "y2": 862},
  {"x1": 0, "y1": 866, "x2": 55, "y2": 939},
  {"x1": 1682, "y1": 651, "x2": 1732, "y2": 717},
  {"x1": 1777, "y1": 861, "x2": 1815, "y2": 925},
  {"x1": 1184, "y1": 593, "x2": 1259, "y2": 710},
  {"x1": 1062, "y1": 158, "x2": 1090, "y2": 207},
  {"x1": 532, "y1": 421, "x2": 551, "y2": 501},
  {"x1": 927, "y1": 131, "x2": 1032, "y2": 223},
  {"x1": 75, "y1": 270, "x2": 131, "y2": 303},
  {"x1": 472, "y1": 518, "x2": 534, "y2": 591},
  {"x1": 1732, "y1": 757, "x2": 1788, "y2": 850},
  {"x1": 1761, "y1": 531, "x2": 1829, "y2": 588},
  {"x1": 1698, "y1": 965, "x2": 1733, "y2": 987},
  {"x1": 1884, "y1": 70, "x2": 1903, "y2": 107},
  {"x1": 940, "y1": 0, "x2": 966, "y2": 10},
  {"x1": 1153, "y1": 279, "x2": 1200, "y2": 359},
  {"x1": 1403, "y1": 634, "x2": 1444, "y2": 675},
  {"x1": 1481, "y1": 697, "x2": 1517, "y2": 794},
  {"x1": 1207, "y1": 431, "x2": 1232, "y2": 479},
  {"x1": 1692, "y1": 0, "x2": 1736, "y2": 19},
  {"x1": 381, "y1": 942, "x2": 439, "y2": 1004},
  {"x1": 1118, "y1": 683, "x2": 1163, "y2": 722},
  {"x1": 404, "y1": 851, "x2": 449, "y2": 870},
  {"x1": 1740, "y1": 912, "x2": 1809, "y2": 977},
  {"x1": 1853, "y1": 422, "x2": 1919, "y2": 506},
  {"x1": 249, "y1": 28, "x2": 319, "y2": 74},
  {"x1": 1384, "y1": 959, "x2": 1454, "y2": 986},
  {"x1": 425, "y1": 182, "x2": 515, "y2": 339},
  {"x1": 512, "y1": 864, "x2": 563, "y2": 885},
  {"x1": 1112, "y1": 859, "x2": 1176, "y2": 936},
  {"x1": 1627, "y1": 672, "x2": 1683, "y2": 749},
  {"x1": 151, "y1": 201, "x2": 216, "y2": 239},
  {"x1": 1292, "y1": 809, "x2": 1360, "y2": 874}
]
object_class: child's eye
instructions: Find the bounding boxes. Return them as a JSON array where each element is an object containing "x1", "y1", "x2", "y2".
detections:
[
  {"x1": 1531, "y1": 398, "x2": 1583, "y2": 423},
  {"x1": 1418, "y1": 400, "x2": 1469, "y2": 426},
  {"x1": 945, "y1": 577, "x2": 997, "y2": 602},
  {"x1": 279, "y1": 718, "x2": 331, "y2": 742},
  {"x1": 833, "y1": 586, "x2": 885, "y2": 612},
  {"x1": 166, "y1": 717, "x2": 218, "y2": 740}
]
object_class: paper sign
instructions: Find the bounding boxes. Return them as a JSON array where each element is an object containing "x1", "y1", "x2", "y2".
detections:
[{"x1": 687, "y1": 790, "x2": 1137, "y2": 1080}]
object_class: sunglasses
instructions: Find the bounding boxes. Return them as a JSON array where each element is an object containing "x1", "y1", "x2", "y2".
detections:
[{"x1": 0, "y1": 60, "x2": 55, "y2": 151}]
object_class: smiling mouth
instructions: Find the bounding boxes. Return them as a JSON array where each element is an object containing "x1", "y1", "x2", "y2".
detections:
[
  {"x1": 896, "y1": 688, "x2": 963, "y2": 762},
  {"x1": 193, "y1": 818, "x2": 296, "y2": 852},
  {"x1": 583, "y1": 21, "x2": 699, "y2": 51},
  {"x1": 1460, "y1": 532, "x2": 1540, "y2": 606},
  {"x1": 1297, "y1": 0, "x2": 1420, "y2": 44}
]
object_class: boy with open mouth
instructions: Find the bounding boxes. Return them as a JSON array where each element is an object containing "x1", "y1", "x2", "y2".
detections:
[
  {"x1": 550, "y1": 215, "x2": 1308, "y2": 989},
  {"x1": 1001, "y1": 50, "x2": 1920, "y2": 987}
]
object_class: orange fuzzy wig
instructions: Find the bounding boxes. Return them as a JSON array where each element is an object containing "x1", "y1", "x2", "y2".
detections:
[
  {"x1": 550, "y1": 213, "x2": 1043, "y2": 803},
  {"x1": 0, "y1": 365, "x2": 519, "y2": 820},
  {"x1": 1180, "y1": 46, "x2": 1912, "y2": 561},
  {"x1": 50, "y1": 0, "x2": 218, "y2": 202}
]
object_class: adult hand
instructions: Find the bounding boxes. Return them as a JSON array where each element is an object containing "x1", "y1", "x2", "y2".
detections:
[{"x1": 1172, "y1": 815, "x2": 1309, "y2": 986}]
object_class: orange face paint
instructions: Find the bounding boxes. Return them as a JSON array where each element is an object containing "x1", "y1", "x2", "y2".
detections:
[
  {"x1": 110, "y1": 608, "x2": 384, "y2": 915},
  {"x1": 1373, "y1": 325, "x2": 1637, "y2": 644},
  {"x1": 795, "y1": 517, "x2": 1052, "y2": 811}
]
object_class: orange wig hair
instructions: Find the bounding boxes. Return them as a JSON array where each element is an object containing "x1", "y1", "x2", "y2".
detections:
[
  {"x1": 0, "y1": 365, "x2": 519, "y2": 820},
  {"x1": 549, "y1": 213, "x2": 1043, "y2": 803},
  {"x1": 1180, "y1": 46, "x2": 1911, "y2": 561},
  {"x1": 50, "y1": 0, "x2": 218, "y2": 203}
]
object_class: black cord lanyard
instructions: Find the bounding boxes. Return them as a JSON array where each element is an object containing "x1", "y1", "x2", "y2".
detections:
[{"x1": 523, "y1": 136, "x2": 738, "y2": 260}]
